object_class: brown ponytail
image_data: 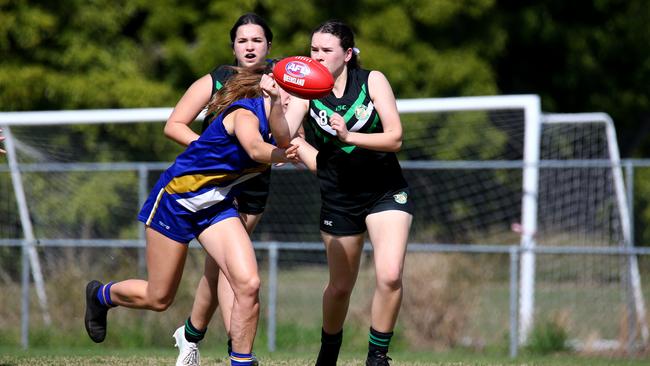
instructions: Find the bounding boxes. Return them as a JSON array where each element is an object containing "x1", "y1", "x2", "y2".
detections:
[{"x1": 206, "y1": 66, "x2": 267, "y2": 117}]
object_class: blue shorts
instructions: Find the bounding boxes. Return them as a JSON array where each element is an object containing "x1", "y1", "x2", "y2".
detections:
[{"x1": 138, "y1": 187, "x2": 239, "y2": 244}]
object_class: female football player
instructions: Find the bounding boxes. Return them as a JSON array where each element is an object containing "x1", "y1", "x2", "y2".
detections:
[
  {"x1": 163, "y1": 13, "x2": 275, "y2": 365},
  {"x1": 283, "y1": 20, "x2": 413, "y2": 366},
  {"x1": 84, "y1": 68, "x2": 296, "y2": 366}
]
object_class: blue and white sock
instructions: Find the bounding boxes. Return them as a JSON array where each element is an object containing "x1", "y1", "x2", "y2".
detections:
[
  {"x1": 230, "y1": 351, "x2": 254, "y2": 366},
  {"x1": 96, "y1": 281, "x2": 116, "y2": 307}
]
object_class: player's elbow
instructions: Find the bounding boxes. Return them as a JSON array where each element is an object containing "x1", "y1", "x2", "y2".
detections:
[
  {"x1": 390, "y1": 139, "x2": 402, "y2": 152},
  {"x1": 248, "y1": 150, "x2": 265, "y2": 163},
  {"x1": 386, "y1": 132, "x2": 403, "y2": 152},
  {"x1": 163, "y1": 122, "x2": 178, "y2": 141}
]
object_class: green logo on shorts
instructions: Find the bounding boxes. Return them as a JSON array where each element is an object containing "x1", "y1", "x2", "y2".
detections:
[{"x1": 393, "y1": 191, "x2": 408, "y2": 204}]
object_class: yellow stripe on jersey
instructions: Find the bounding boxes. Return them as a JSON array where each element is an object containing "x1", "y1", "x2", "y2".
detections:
[
  {"x1": 165, "y1": 173, "x2": 231, "y2": 194},
  {"x1": 174, "y1": 171, "x2": 263, "y2": 212},
  {"x1": 164, "y1": 165, "x2": 270, "y2": 194}
]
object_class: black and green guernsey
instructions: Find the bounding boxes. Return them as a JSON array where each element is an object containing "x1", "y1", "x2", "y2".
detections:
[{"x1": 307, "y1": 68, "x2": 408, "y2": 214}]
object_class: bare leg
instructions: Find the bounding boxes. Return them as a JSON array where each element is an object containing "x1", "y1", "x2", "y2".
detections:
[
  {"x1": 320, "y1": 232, "x2": 365, "y2": 334},
  {"x1": 110, "y1": 227, "x2": 188, "y2": 311},
  {"x1": 187, "y1": 256, "x2": 220, "y2": 330},
  {"x1": 366, "y1": 210, "x2": 412, "y2": 331},
  {"x1": 198, "y1": 217, "x2": 260, "y2": 354},
  {"x1": 189, "y1": 213, "x2": 262, "y2": 334}
]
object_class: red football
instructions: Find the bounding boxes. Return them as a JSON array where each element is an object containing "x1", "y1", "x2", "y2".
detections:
[{"x1": 273, "y1": 56, "x2": 334, "y2": 99}]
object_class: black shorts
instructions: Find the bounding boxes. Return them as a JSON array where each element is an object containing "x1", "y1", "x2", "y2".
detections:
[
  {"x1": 235, "y1": 167, "x2": 271, "y2": 215},
  {"x1": 319, "y1": 188, "x2": 413, "y2": 236}
]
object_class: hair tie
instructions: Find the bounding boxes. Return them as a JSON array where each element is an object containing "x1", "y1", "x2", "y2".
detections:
[{"x1": 353, "y1": 47, "x2": 360, "y2": 55}]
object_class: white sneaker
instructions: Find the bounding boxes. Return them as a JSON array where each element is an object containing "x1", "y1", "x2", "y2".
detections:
[{"x1": 173, "y1": 326, "x2": 200, "y2": 366}]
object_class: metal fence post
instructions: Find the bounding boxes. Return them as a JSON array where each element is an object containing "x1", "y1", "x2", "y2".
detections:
[
  {"x1": 21, "y1": 241, "x2": 30, "y2": 349},
  {"x1": 267, "y1": 242, "x2": 278, "y2": 352},
  {"x1": 624, "y1": 161, "x2": 638, "y2": 352},
  {"x1": 137, "y1": 165, "x2": 148, "y2": 276},
  {"x1": 509, "y1": 246, "x2": 520, "y2": 358}
]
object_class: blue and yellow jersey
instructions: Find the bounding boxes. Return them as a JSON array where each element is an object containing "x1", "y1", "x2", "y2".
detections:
[{"x1": 156, "y1": 96, "x2": 272, "y2": 213}]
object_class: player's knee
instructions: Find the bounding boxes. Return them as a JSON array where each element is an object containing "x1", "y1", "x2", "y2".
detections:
[
  {"x1": 147, "y1": 292, "x2": 175, "y2": 311},
  {"x1": 376, "y1": 271, "x2": 403, "y2": 292},
  {"x1": 326, "y1": 281, "x2": 354, "y2": 300},
  {"x1": 235, "y1": 275, "x2": 261, "y2": 300}
]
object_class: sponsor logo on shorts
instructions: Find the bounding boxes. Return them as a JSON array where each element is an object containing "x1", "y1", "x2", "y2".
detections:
[
  {"x1": 158, "y1": 220, "x2": 171, "y2": 230},
  {"x1": 393, "y1": 191, "x2": 408, "y2": 204},
  {"x1": 323, "y1": 220, "x2": 333, "y2": 227}
]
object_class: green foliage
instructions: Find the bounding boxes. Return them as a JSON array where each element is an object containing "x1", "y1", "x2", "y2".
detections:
[
  {"x1": 525, "y1": 317, "x2": 569, "y2": 355},
  {"x1": 495, "y1": 1, "x2": 650, "y2": 156},
  {"x1": 0, "y1": 0, "x2": 502, "y2": 108},
  {"x1": 2, "y1": 1, "x2": 649, "y2": 245},
  {"x1": 635, "y1": 169, "x2": 650, "y2": 246}
]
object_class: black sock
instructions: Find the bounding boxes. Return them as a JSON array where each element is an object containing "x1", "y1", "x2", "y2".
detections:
[
  {"x1": 315, "y1": 328, "x2": 343, "y2": 366},
  {"x1": 227, "y1": 338, "x2": 232, "y2": 355},
  {"x1": 184, "y1": 317, "x2": 206, "y2": 343},
  {"x1": 368, "y1": 327, "x2": 393, "y2": 355}
]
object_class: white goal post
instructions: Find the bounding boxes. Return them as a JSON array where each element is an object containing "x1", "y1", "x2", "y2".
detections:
[{"x1": 541, "y1": 112, "x2": 649, "y2": 344}]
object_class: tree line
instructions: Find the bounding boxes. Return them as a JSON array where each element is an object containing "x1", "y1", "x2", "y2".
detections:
[{"x1": 1, "y1": 0, "x2": 649, "y2": 244}]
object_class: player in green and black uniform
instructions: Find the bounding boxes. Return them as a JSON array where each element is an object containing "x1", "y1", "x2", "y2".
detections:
[
  {"x1": 284, "y1": 20, "x2": 413, "y2": 366},
  {"x1": 164, "y1": 13, "x2": 276, "y2": 366}
]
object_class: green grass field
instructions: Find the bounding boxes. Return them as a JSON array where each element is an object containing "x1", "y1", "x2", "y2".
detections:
[
  {"x1": 1, "y1": 252, "x2": 649, "y2": 365},
  {"x1": 1, "y1": 347, "x2": 648, "y2": 365}
]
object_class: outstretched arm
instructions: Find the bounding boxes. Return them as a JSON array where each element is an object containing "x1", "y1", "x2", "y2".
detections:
[
  {"x1": 233, "y1": 109, "x2": 299, "y2": 164},
  {"x1": 163, "y1": 74, "x2": 213, "y2": 146},
  {"x1": 284, "y1": 97, "x2": 310, "y2": 139},
  {"x1": 290, "y1": 136, "x2": 317, "y2": 174}
]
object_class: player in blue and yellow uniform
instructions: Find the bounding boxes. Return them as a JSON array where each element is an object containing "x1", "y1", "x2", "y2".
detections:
[
  {"x1": 163, "y1": 13, "x2": 275, "y2": 366},
  {"x1": 141, "y1": 95, "x2": 273, "y2": 243},
  {"x1": 284, "y1": 20, "x2": 413, "y2": 366},
  {"x1": 84, "y1": 68, "x2": 296, "y2": 366}
]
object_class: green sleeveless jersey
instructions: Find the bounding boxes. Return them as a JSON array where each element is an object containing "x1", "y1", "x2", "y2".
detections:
[{"x1": 307, "y1": 68, "x2": 407, "y2": 213}]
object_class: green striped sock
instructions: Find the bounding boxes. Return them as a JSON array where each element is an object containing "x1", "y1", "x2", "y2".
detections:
[
  {"x1": 368, "y1": 327, "x2": 393, "y2": 354},
  {"x1": 184, "y1": 317, "x2": 206, "y2": 343}
]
